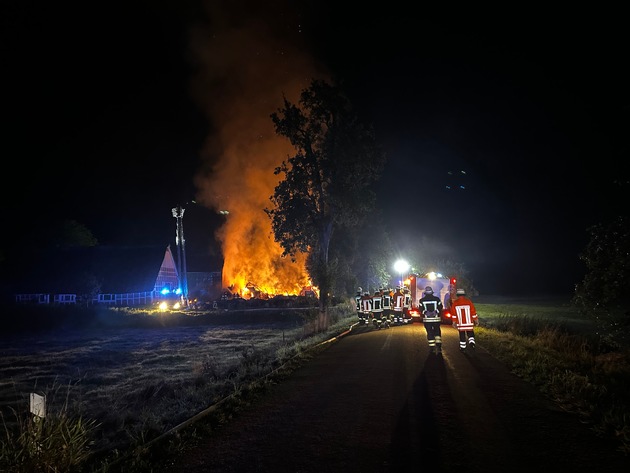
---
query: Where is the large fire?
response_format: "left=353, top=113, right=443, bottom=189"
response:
left=209, top=137, right=313, bottom=297
left=190, top=3, right=327, bottom=297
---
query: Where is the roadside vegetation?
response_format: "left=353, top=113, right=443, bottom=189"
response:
left=476, top=301, right=630, bottom=455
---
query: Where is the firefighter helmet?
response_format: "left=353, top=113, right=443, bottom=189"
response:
left=424, top=286, right=433, bottom=294
left=357, top=287, right=362, bottom=293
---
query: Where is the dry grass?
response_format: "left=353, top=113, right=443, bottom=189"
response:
left=0, top=303, right=356, bottom=472
left=2, top=298, right=629, bottom=471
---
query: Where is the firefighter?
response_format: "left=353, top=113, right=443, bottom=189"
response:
left=450, top=288, right=479, bottom=352
left=381, top=288, right=392, bottom=326
left=392, top=286, right=405, bottom=325
left=361, top=291, right=373, bottom=325
left=371, top=289, right=384, bottom=329
left=444, top=281, right=456, bottom=313
left=418, top=286, right=444, bottom=354
left=403, top=287, right=412, bottom=324
left=355, top=287, right=363, bottom=323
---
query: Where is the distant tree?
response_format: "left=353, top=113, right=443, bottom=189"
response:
left=14, top=218, right=98, bottom=252
left=351, top=216, right=394, bottom=293
left=49, top=219, right=99, bottom=248
left=1, top=219, right=98, bottom=287
left=573, top=216, right=630, bottom=349
left=403, top=239, right=478, bottom=296
left=431, top=259, right=477, bottom=296
left=266, top=80, right=386, bottom=327
left=325, top=224, right=361, bottom=296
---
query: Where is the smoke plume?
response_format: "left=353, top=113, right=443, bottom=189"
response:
left=190, top=1, right=328, bottom=295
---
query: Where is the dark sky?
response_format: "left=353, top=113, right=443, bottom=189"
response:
left=3, top=1, right=628, bottom=296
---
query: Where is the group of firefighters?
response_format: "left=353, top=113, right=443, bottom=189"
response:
left=354, top=283, right=479, bottom=354
left=354, top=286, right=412, bottom=329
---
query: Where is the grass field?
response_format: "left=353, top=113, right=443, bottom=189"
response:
left=0, top=302, right=356, bottom=471
left=474, top=296, right=630, bottom=458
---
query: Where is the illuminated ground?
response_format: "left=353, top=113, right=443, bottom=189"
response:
left=164, top=323, right=626, bottom=473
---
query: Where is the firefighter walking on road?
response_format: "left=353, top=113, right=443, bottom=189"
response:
left=382, top=288, right=393, bottom=324
left=355, top=287, right=363, bottom=322
left=392, top=286, right=405, bottom=325
left=450, top=288, right=479, bottom=352
left=371, top=289, right=385, bottom=329
left=403, top=287, right=412, bottom=324
left=418, top=286, right=444, bottom=354
left=361, top=291, right=373, bottom=325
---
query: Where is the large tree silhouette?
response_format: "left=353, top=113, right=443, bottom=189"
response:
left=266, top=80, right=386, bottom=325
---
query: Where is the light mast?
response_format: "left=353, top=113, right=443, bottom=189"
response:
left=172, top=205, right=188, bottom=305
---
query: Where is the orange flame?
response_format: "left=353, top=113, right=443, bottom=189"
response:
left=212, top=139, right=312, bottom=296
left=191, top=3, right=328, bottom=296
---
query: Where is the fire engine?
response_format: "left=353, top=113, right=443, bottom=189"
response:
left=408, top=272, right=457, bottom=324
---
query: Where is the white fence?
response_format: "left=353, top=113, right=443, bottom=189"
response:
left=15, top=291, right=157, bottom=307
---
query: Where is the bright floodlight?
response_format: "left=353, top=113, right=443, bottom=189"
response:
left=394, top=259, right=409, bottom=274
left=394, top=259, right=410, bottom=289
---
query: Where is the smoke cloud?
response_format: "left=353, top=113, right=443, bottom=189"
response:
left=190, top=1, right=328, bottom=295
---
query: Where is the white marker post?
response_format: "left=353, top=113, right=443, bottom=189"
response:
left=30, top=392, right=46, bottom=419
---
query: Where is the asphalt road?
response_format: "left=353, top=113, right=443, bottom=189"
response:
left=165, top=322, right=627, bottom=472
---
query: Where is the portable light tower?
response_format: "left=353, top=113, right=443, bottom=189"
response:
left=172, top=205, right=189, bottom=305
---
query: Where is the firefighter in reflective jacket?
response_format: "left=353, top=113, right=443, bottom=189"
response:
left=418, top=286, right=444, bottom=354
left=371, top=289, right=384, bottom=329
left=355, top=287, right=363, bottom=322
left=382, top=288, right=393, bottom=324
left=361, top=291, right=373, bottom=325
left=403, top=287, right=412, bottom=324
left=392, top=286, right=405, bottom=325
left=450, top=288, right=479, bottom=352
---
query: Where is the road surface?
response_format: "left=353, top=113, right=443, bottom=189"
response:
left=164, top=323, right=626, bottom=472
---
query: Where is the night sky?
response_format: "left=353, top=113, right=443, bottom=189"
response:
left=3, top=1, right=628, bottom=296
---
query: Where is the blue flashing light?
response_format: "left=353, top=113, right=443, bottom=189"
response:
left=160, top=288, right=171, bottom=295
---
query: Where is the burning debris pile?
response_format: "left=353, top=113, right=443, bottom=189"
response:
left=220, top=282, right=319, bottom=301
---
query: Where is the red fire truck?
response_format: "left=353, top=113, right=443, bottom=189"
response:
left=408, top=272, right=457, bottom=324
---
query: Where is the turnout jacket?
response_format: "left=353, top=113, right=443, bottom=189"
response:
left=392, top=289, right=405, bottom=313
left=450, top=295, right=479, bottom=331
left=418, top=294, right=443, bottom=323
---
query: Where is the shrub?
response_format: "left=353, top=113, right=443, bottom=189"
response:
left=0, top=405, right=100, bottom=472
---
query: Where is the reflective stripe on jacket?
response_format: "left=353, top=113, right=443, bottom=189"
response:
left=419, top=294, right=443, bottom=323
